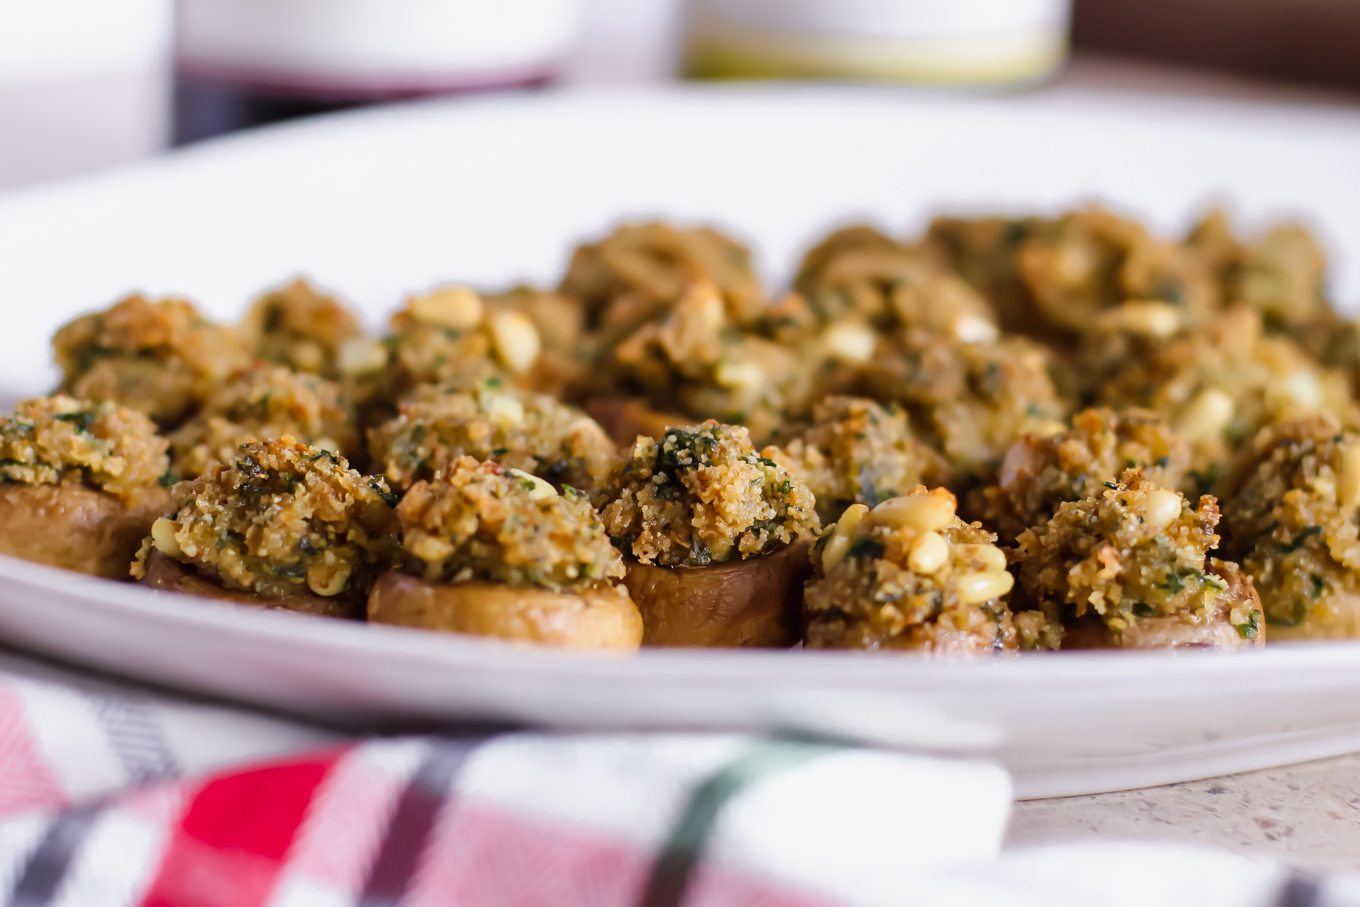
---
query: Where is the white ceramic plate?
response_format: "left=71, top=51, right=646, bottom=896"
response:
left=2, top=86, right=1360, bottom=798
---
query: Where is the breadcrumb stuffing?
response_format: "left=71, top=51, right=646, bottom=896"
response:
left=240, top=278, right=365, bottom=377
left=169, top=365, right=358, bottom=479
left=862, top=331, right=1071, bottom=483
left=591, top=281, right=811, bottom=443
left=771, top=396, right=946, bottom=524
left=0, top=394, right=169, bottom=504
left=596, top=421, right=819, bottom=567
left=369, top=379, right=615, bottom=492
left=1013, top=469, right=1260, bottom=642
left=1085, top=306, right=1358, bottom=488
left=52, top=295, right=251, bottom=425
left=560, top=222, right=764, bottom=333
left=397, top=456, right=624, bottom=591
left=133, top=436, right=400, bottom=600
left=1220, top=416, right=1360, bottom=636
left=982, top=407, right=1189, bottom=540
left=804, top=488, right=1044, bottom=652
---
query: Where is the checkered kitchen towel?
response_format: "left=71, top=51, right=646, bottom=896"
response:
left=0, top=652, right=1356, bottom=907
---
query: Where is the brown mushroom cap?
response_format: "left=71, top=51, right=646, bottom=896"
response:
left=0, top=483, right=168, bottom=581
left=622, top=540, right=811, bottom=648
left=367, top=572, right=642, bottom=650
left=139, top=549, right=362, bottom=619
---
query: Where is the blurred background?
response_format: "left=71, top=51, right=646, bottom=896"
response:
left=1, top=0, right=1358, bottom=191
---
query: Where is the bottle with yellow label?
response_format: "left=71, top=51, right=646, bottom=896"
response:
left=683, top=0, right=1071, bottom=87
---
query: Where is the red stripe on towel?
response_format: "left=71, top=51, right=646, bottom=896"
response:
left=138, top=752, right=344, bottom=907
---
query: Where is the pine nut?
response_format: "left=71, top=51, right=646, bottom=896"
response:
left=821, top=322, right=878, bottom=364
left=961, top=543, right=1008, bottom=572
left=408, top=532, right=455, bottom=562
left=1027, top=419, right=1068, bottom=439
left=1282, top=370, right=1322, bottom=410
left=951, top=314, right=999, bottom=344
left=821, top=533, right=850, bottom=573
left=151, top=517, right=182, bottom=558
left=955, top=570, right=1014, bottom=605
left=1143, top=488, right=1183, bottom=530
left=1177, top=388, right=1234, bottom=441
left=337, top=337, right=388, bottom=375
left=509, top=467, right=557, bottom=499
left=410, top=286, right=484, bottom=330
left=307, top=564, right=352, bottom=597
left=1338, top=443, right=1360, bottom=508
left=485, top=393, right=525, bottom=426
left=488, top=311, right=541, bottom=373
left=713, top=360, right=766, bottom=390
left=677, top=281, right=728, bottom=335
left=835, top=503, right=869, bottom=535
left=869, top=490, right=956, bottom=531
left=291, top=340, right=325, bottom=372
left=1100, top=300, right=1182, bottom=338
left=821, top=503, right=869, bottom=572
left=907, top=530, right=949, bottom=575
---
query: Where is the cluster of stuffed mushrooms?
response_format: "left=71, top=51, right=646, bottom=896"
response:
left=10, top=207, right=1360, bottom=654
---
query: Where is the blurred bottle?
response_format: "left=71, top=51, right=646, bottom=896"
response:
left=683, top=0, right=1071, bottom=87
left=173, top=0, right=578, bottom=144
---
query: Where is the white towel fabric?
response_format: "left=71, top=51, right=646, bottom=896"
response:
left=0, top=646, right=1353, bottom=907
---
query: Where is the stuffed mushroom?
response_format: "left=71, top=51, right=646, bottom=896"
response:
left=596, top=420, right=819, bottom=646
left=52, top=295, right=251, bottom=426
left=981, top=407, right=1190, bottom=542
left=1012, top=469, right=1263, bottom=649
left=804, top=488, right=1050, bottom=653
left=168, top=364, right=359, bottom=480
left=369, top=457, right=641, bottom=649
left=239, top=278, right=366, bottom=378
left=133, top=436, right=400, bottom=617
left=1219, top=416, right=1360, bottom=639
left=0, top=395, right=171, bottom=579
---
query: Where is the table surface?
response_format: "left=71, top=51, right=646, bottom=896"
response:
left=1009, top=754, right=1360, bottom=871
left=3, top=44, right=1359, bottom=872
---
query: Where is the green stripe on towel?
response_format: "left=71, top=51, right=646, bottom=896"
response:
left=640, top=739, right=837, bottom=907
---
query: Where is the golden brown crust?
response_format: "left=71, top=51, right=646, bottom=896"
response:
left=240, top=278, right=365, bottom=377
left=587, top=282, right=809, bottom=442
left=1219, top=416, right=1360, bottom=638
left=0, top=483, right=168, bottom=581
left=622, top=540, right=810, bottom=648
left=1013, top=470, right=1263, bottom=648
left=770, top=396, right=947, bottom=524
left=352, top=288, right=555, bottom=408
left=140, top=549, right=361, bottom=618
left=368, top=572, right=642, bottom=649
left=52, top=296, right=251, bottom=425
left=982, top=407, right=1189, bottom=541
left=396, top=457, right=624, bottom=591
left=169, top=365, right=359, bottom=479
left=1063, top=561, right=1263, bottom=650
left=803, top=489, right=1039, bottom=653
left=370, top=381, right=615, bottom=493
left=0, top=395, right=171, bottom=503
left=132, top=437, right=400, bottom=601
left=597, top=421, right=819, bottom=568
left=853, top=331, right=1071, bottom=485
left=560, top=222, right=764, bottom=333
left=791, top=225, right=1000, bottom=343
